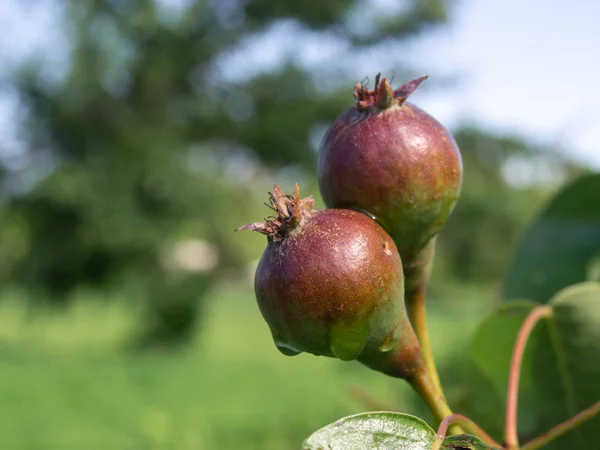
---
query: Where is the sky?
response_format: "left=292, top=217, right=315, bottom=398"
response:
left=406, top=0, right=600, bottom=169
left=1, top=0, right=599, bottom=169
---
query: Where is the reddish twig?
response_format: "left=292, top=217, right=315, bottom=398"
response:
left=436, top=413, right=502, bottom=448
left=521, top=400, right=600, bottom=450
left=504, top=305, right=552, bottom=449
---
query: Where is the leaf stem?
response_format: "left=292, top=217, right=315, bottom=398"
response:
left=436, top=413, right=502, bottom=448
left=521, top=400, right=600, bottom=450
left=504, top=305, right=552, bottom=450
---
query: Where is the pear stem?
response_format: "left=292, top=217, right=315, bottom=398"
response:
left=403, top=239, right=443, bottom=395
left=400, top=240, right=463, bottom=434
left=406, top=284, right=443, bottom=394
left=504, top=305, right=552, bottom=450
left=409, top=365, right=464, bottom=435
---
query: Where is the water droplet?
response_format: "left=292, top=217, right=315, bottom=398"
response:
left=378, top=324, right=401, bottom=352
left=272, top=330, right=302, bottom=356
left=275, top=342, right=302, bottom=356
left=352, top=207, right=377, bottom=221
left=329, top=321, right=368, bottom=361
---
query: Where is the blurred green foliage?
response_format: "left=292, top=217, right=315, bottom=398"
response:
left=0, top=2, right=592, bottom=447
left=0, top=0, right=581, bottom=344
left=502, top=174, right=600, bottom=302
left=0, top=282, right=492, bottom=449
left=437, top=128, right=581, bottom=284
left=0, top=0, right=456, bottom=343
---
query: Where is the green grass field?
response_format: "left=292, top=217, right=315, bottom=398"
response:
left=0, top=282, right=496, bottom=449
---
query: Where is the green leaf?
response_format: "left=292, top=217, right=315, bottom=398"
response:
left=470, top=282, right=600, bottom=449
left=302, top=412, right=502, bottom=450
left=442, top=434, right=502, bottom=449
left=302, top=412, right=437, bottom=450
left=502, top=173, right=600, bottom=303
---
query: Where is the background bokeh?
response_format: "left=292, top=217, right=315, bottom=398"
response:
left=0, top=1, right=596, bottom=449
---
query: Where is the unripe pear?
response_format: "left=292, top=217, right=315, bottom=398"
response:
left=318, top=75, right=462, bottom=259
left=238, top=185, right=422, bottom=378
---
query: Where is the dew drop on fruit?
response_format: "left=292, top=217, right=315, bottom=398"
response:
left=329, top=320, right=368, bottom=361
left=275, top=344, right=302, bottom=356
left=274, top=341, right=302, bottom=357
left=271, top=330, right=302, bottom=356
left=378, top=324, right=401, bottom=352
left=353, top=208, right=377, bottom=221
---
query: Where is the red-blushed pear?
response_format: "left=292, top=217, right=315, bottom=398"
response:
left=237, top=185, right=424, bottom=380
left=318, top=75, right=462, bottom=260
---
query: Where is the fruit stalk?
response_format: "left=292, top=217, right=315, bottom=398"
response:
left=403, top=239, right=470, bottom=435
left=409, top=365, right=452, bottom=423
left=355, top=301, right=462, bottom=432
left=403, top=239, right=443, bottom=393
left=408, top=363, right=464, bottom=435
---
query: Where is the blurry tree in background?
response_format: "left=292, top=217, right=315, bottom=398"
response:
left=0, top=0, right=582, bottom=345
left=0, top=0, right=455, bottom=344
left=437, top=128, right=581, bottom=286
